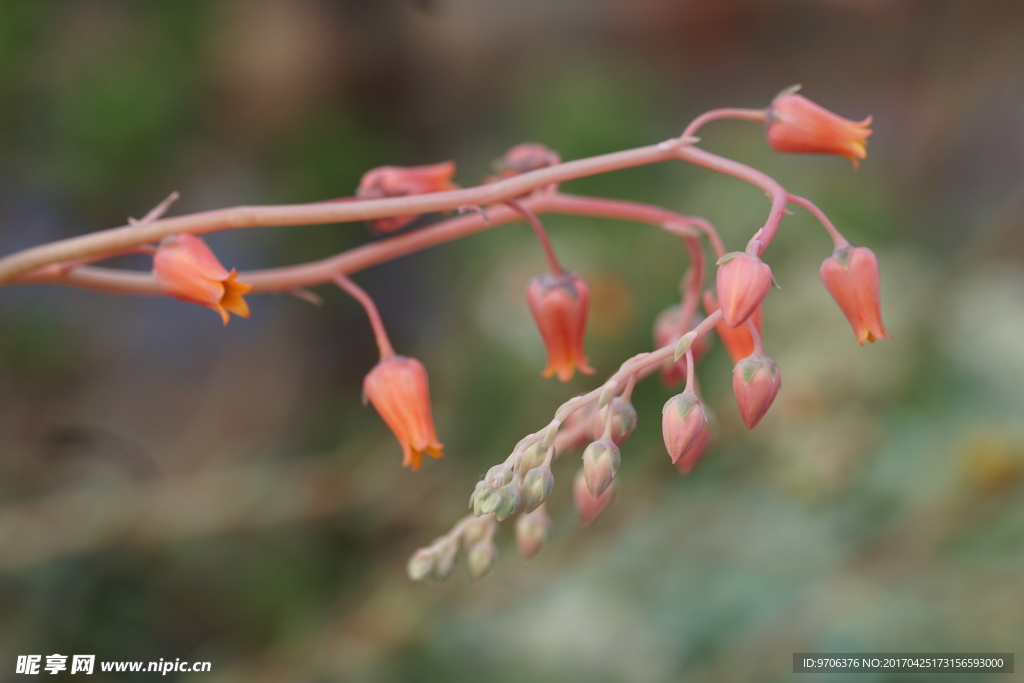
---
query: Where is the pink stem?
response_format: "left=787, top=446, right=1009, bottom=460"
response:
left=333, top=275, right=395, bottom=360
left=674, top=146, right=788, bottom=257
left=786, top=194, right=849, bottom=249
left=681, top=108, right=767, bottom=140
left=683, top=349, right=696, bottom=394
left=0, top=140, right=694, bottom=284
left=16, top=194, right=719, bottom=297
left=746, top=317, right=765, bottom=356
left=505, top=199, right=563, bottom=274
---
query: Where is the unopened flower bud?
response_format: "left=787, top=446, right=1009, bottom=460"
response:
left=494, top=482, right=522, bottom=522
left=407, top=547, right=436, bottom=582
left=732, top=354, right=782, bottom=429
left=593, top=398, right=637, bottom=445
left=516, top=508, right=553, bottom=561
left=573, top=468, right=615, bottom=526
left=468, top=480, right=489, bottom=510
left=662, top=391, right=709, bottom=463
left=485, top=463, right=514, bottom=488
left=518, top=443, right=548, bottom=473
left=716, top=252, right=773, bottom=328
left=475, top=487, right=503, bottom=516
left=522, top=465, right=555, bottom=513
left=582, top=438, right=621, bottom=497
left=431, top=537, right=458, bottom=581
left=467, top=541, right=497, bottom=582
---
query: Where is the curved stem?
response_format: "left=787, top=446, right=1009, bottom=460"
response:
left=675, top=146, right=789, bottom=257
left=746, top=317, right=765, bottom=356
left=681, top=107, right=767, bottom=140
left=333, top=275, right=395, bottom=360
left=787, top=194, right=849, bottom=249
left=505, top=199, right=562, bottom=274
left=683, top=349, right=696, bottom=394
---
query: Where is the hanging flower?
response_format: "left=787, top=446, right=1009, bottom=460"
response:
left=153, top=233, right=251, bottom=325
left=363, top=355, right=444, bottom=471
left=820, top=245, right=890, bottom=344
left=526, top=270, right=595, bottom=382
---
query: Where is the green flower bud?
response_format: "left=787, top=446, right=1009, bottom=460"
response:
left=522, top=465, right=555, bottom=513
left=467, top=541, right=497, bottom=582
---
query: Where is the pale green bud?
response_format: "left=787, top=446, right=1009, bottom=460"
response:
left=582, top=438, right=621, bottom=497
left=494, top=482, right=522, bottom=522
left=407, top=547, right=436, bottom=582
left=467, top=541, right=497, bottom=582
left=522, top=465, right=555, bottom=513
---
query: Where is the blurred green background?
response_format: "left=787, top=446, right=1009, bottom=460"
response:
left=2, top=1, right=1024, bottom=682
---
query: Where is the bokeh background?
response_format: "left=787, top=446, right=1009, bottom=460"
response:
left=2, top=1, right=1024, bottom=681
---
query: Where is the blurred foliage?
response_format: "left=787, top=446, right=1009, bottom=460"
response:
left=2, top=1, right=1024, bottom=682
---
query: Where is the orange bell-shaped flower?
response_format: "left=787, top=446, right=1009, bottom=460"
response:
left=820, top=245, right=890, bottom=345
left=767, top=89, right=873, bottom=168
left=153, top=233, right=251, bottom=325
left=526, top=270, right=595, bottom=382
left=363, top=355, right=444, bottom=471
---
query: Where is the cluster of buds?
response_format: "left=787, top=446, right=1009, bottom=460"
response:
left=406, top=89, right=888, bottom=582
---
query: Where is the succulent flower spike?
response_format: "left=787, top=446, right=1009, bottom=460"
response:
left=526, top=269, right=595, bottom=382
left=363, top=355, right=444, bottom=471
left=703, top=290, right=763, bottom=364
left=153, top=233, right=252, bottom=325
left=732, top=354, right=782, bottom=429
left=356, top=161, right=459, bottom=234
left=767, top=88, right=873, bottom=168
left=820, top=245, right=890, bottom=345
left=716, top=252, right=773, bottom=328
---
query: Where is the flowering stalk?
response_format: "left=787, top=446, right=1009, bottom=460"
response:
left=0, top=90, right=885, bottom=581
